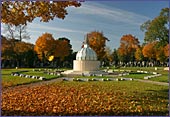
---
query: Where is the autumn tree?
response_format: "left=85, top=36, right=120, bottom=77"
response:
left=34, top=33, right=72, bottom=65
left=58, top=37, right=72, bottom=53
left=13, top=41, right=35, bottom=67
left=135, top=46, right=144, bottom=61
left=1, top=36, right=15, bottom=60
left=34, top=33, right=56, bottom=61
left=164, top=44, right=169, bottom=58
left=54, top=38, right=72, bottom=61
left=140, top=8, right=169, bottom=46
left=155, top=46, right=167, bottom=63
left=142, top=41, right=157, bottom=61
left=118, top=34, right=139, bottom=63
left=2, top=1, right=81, bottom=26
left=1, top=35, right=36, bottom=67
left=86, top=31, right=110, bottom=61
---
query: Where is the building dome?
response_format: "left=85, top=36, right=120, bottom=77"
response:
left=76, top=44, right=97, bottom=61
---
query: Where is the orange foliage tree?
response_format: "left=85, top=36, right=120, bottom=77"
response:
left=86, top=31, right=109, bottom=61
left=142, top=42, right=157, bottom=60
left=2, top=1, right=81, bottom=26
left=54, top=38, right=72, bottom=61
left=164, top=44, right=169, bottom=58
left=118, top=34, right=139, bottom=62
left=34, top=33, right=72, bottom=61
left=34, top=33, right=56, bottom=60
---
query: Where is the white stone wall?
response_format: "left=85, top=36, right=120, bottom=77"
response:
left=73, top=60, right=100, bottom=71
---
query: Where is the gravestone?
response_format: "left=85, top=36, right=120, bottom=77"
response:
left=164, top=67, right=169, bottom=71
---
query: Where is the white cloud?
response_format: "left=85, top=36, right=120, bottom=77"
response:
left=71, top=3, right=150, bottom=26
left=28, top=23, right=85, bottom=34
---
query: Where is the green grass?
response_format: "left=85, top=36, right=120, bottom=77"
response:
left=114, top=67, right=164, bottom=71
left=2, top=81, right=168, bottom=116
left=1, top=68, right=62, bottom=88
left=114, top=67, right=169, bottom=83
left=24, top=71, right=61, bottom=80
left=1, top=67, right=169, bottom=88
left=2, top=74, right=39, bottom=88
left=149, top=74, right=169, bottom=83
left=119, top=73, right=150, bottom=79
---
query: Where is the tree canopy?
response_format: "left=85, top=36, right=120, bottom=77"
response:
left=34, top=33, right=72, bottom=61
left=140, top=8, right=169, bottom=46
left=142, top=42, right=157, bottom=60
left=2, top=1, right=81, bottom=26
left=118, top=34, right=139, bottom=62
left=86, top=31, right=109, bottom=60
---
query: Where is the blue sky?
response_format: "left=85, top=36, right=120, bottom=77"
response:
left=1, top=1, right=169, bottom=52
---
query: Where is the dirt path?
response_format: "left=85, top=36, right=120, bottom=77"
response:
left=2, top=77, right=168, bottom=93
left=2, top=78, right=64, bottom=92
left=134, top=79, right=169, bottom=86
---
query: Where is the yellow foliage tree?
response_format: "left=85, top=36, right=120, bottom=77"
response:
left=34, top=33, right=56, bottom=60
left=135, top=47, right=143, bottom=61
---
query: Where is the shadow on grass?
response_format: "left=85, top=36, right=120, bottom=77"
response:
left=146, top=89, right=169, bottom=100
left=2, top=77, right=62, bottom=89
left=2, top=109, right=168, bottom=116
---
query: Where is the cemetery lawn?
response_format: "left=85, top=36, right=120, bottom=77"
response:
left=2, top=81, right=168, bottom=116
left=1, top=68, right=62, bottom=88
left=149, top=74, right=169, bottom=83
left=115, top=67, right=168, bottom=83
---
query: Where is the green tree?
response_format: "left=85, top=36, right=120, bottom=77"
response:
left=112, top=49, right=119, bottom=67
left=140, top=8, right=169, bottom=46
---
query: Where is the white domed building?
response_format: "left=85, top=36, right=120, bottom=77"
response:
left=62, top=38, right=108, bottom=75
left=73, top=43, right=100, bottom=71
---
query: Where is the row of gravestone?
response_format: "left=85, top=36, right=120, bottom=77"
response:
left=136, top=70, right=162, bottom=79
left=43, top=71, right=62, bottom=76
left=103, top=69, right=132, bottom=73
left=144, top=74, right=162, bottom=79
left=81, top=72, right=129, bottom=77
left=81, top=73, right=104, bottom=77
left=32, top=69, right=63, bottom=76
left=11, top=72, right=46, bottom=80
left=33, top=69, right=64, bottom=72
left=136, top=70, right=158, bottom=75
left=62, top=77, right=133, bottom=82
left=108, top=69, right=159, bottom=75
